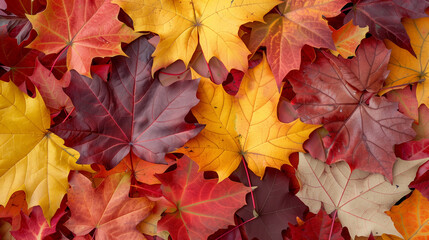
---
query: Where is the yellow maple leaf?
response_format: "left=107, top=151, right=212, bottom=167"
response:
left=112, top=0, right=281, bottom=74
left=379, top=14, right=429, bottom=107
left=386, top=190, right=429, bottom=239
left=178, top=55, right=320, bottom=181
left=0, top=81, right=92, bottom=222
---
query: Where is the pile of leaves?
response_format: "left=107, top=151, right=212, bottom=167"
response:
left=0, top=0, right=429, bottom=239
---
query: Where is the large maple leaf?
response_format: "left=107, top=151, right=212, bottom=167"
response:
left=344, top=0, right=429, bottom=57
left=386, top=190, right=429, bottom=239
left=156, top=156, right=250, bottom=240
left=65, top=173, right=154, bottom=239
left=112, top=0, right=280, bottom=74
left=0, top=80, right=92, bottom=222
left=178, top=54, right=320, bottom=181
left=247, top=0, right=346, bottom=86
left=52, top=37, right=203, bottom=169
left=288, top=37, right=415, bottom=181
left=378, top=14, right=429, bottom=107
left=296, top=153, right=427, bottom=238
left=26, top=0, right=141, bottom=77
left=235, top=166, right=307, bottom=240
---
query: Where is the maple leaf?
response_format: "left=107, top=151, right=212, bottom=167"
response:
left=0, top=0, right=45, bottom=44
left=378, top=13, right=429, bottom=107
left=52, top=37, right=203, bottom=169
left=385, top=86, right=419, bottom=122
left=234, top=166, right=307, bottom=240
left=156, top=156, right=250, bottom=240
left=289, top=209, right=344, bottom=240
left=296, top=153, right=427, bottom=238
left=112, top=0, right=280, bottom=74
left=330, top=20, right=368, bottom=58
left=94, top=153, right=175, bottom=185
left=386, top=190, right=429, bottom=239
left=288, top=37, right=415, bottom=181
left=178, top=54, right=320, bottom=181
left=0, top=191, right=28, bottom=230
left=247, top=0, right=346, bottom=86
left=344, top=0, right=429, bottom=57
left=65, top=172, right=153, bottom=239
left=0, top=25, right=40, bottom=91
left=0, top=80, right=92, bottom=222
left=26, top=0, right=141, bottom=77
left=10, top=205, right=65, bottom=240
left=28, top=58, right=73, bottom=115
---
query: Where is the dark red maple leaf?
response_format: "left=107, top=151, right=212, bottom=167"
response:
left=234, top=165, right=307, bottom=240
left=52, top=37, right=203, bottom=169
left=289, top=209, right=344, bottom=240
left=288, top=37, right=415, bottom=181
left=0, top=0, right=45, bottom=44
left=344, top=0, right=429, bottom=56
left=0, top=25, right=39, bottom=92
left=156, top=156, right=250, bottom=240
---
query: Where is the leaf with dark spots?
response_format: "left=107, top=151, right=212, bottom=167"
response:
left=52, top=37, right=203, bottom=169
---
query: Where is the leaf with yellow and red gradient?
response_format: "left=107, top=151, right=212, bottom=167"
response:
left=26, top=0, right=141, bottom=77
left=0, top=191, right=28, bottom=230
left=10, top=205, right=65, bottom=240
left=156, top=156, right=250, bottom=240
left=247, top=0, right=346, bottom=86
left=94, top=153, right=175, bottom=185
left=65, top=173, right=154, bottom=240
left=330, top=20, right=368, bottom=58
left=288, top=37, right=415, bottom=181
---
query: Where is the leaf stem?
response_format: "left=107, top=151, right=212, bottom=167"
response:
left=49, top=45, right=70, bottom=76
left=242, top=157, right=256, bottom=209
left=214, top=216, right=256, bottom=240
left=379, top=78, right=425, bottom=92
left=61, top=107, right=75, bottom=124
left=328, top=209, right=338, bottom=240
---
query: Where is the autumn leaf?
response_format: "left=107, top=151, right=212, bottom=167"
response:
left=0, top=25, right=40, bottom=91
left=330, top=20, right=368, bottom=58
left=52, top=37, right=203, bottom=169
left=0, top=191, right=28, bottom=230
left=379, top=13, right=429, bottom=107
left=28, top=58, right=73, bottom=115
left=0, top=80, right=92, bottom=222
left=289, top=209, right=344, bottom=240
left=179, top=54, right=320, bottom=181
left=156, top=156, right=250, bottom=240
left=94, top=153, right=175, bottom=185
left=288, top=37, right=415, bottom=181
left=112, top=0, right=280, bottom=74
left=247, top=0, right=346, bottom=86
left=344, top=0, right=429, bottom=57
left=26, top=0, right=141, bottom=77
left=386, top=86, right=419, bottom=122
left=296, top=153, right=428, bottom=238
left=386, top=190, right=429, bottom=239
left=65, top=173, right=154, bottom=240
left=235, top=166, right=307, bottom=240
left=137, top=196, right=170, bottom=240
left=10, top=205, right=65, bottom=240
